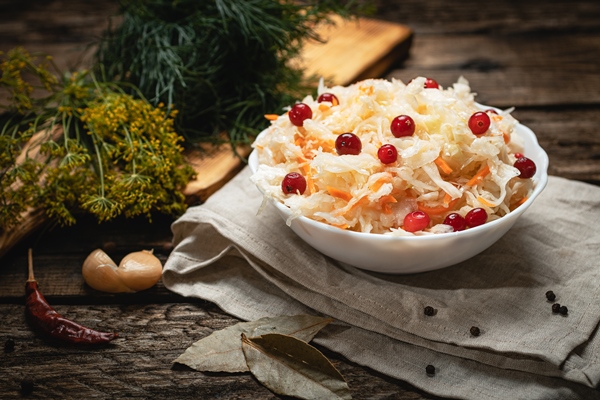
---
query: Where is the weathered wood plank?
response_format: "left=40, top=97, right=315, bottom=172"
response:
left=0, top=0, right=119, bottom=72
left=299, top=15, right=413, bottom=86
left=1, top=2, right=600, bottom=399
left=376, top=0, right=600, bottom=35
left=0, top=213, right=177, bottom=300
left=0, top=303, right=440, bottom=399
left=512, top=108, right=600, bottom=185
left=387, top=34, right=600, bottom=107
left=3, top=0, right=600, bottom=41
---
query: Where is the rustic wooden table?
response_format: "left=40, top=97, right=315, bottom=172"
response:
left=1, top=1, right=599, bottom=398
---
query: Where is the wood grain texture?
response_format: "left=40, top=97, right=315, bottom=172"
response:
left=181, top=144, right=251, bottom=204
left=387, top=34, right=600, bottom=107
left=512, top=108, right=600, bottom=184
left=2, top=0, right=600, bottom=399
left=299, top=15, right=413, bottom=86
left=0, top=0, right=119, bottom=72
left=375, top=0, right=600, bottom=34
left=0, top=302, right=439, bottom=399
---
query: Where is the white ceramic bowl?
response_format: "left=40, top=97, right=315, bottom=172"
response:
left=249, top=114, right=549, bottom=274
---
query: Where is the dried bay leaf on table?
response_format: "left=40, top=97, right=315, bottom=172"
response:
left=241, top=333, right=352, bottom=400
left=174, top=314, right=333, bottom=373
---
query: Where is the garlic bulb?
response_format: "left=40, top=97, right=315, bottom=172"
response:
left=82, top=249, right=162, bottom=293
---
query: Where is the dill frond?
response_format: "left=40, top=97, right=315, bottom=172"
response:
left=0, top=48, right=195, bottom=230
left=94, top=0, right=372, bottom=146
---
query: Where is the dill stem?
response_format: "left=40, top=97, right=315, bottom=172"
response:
left=9, top=123, right=19, bottom=139
left=91, top=135, right=106, bottom=198
left=74, top=118, right=81, bottom=142
left=123, top=125, right=137, bottom=174
left=61, top=112, right=71, bottom=152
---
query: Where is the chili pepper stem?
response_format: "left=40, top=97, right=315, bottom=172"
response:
left=27, top=248, right=36, bottom=282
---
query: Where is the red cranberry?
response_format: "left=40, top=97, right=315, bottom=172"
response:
left=289, top=103, right=312, bottom=127
left=377, top=144, right=398, bottom=164
left=514, top=156, right=536, bottom=179
left=424, top=78, right=439, bottom=89
left=317, top=93, right=339, bottom=106
left=404, top=211, right=430, bottom=232
left=513, top=152, right=524, bottom=159
left=443, top=213, right=466, bottom=232
left=390, top=115, right=415, bottom=138
left=468, top=112, right=491, bottom=135
left=335, top=133, right=362, bottom=155
left=465, top=208, right=487, bottom=227
left=281, top=172, right=307, bottom=195
left=486, top=109, right=498, bottom=114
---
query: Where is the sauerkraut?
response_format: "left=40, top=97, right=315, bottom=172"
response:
left=250, top=77, right=535, bottom=235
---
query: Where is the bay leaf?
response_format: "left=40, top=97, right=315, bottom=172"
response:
left=174, top=314, right=333, bottom=373
left=241, top=333, right=352, bottom=400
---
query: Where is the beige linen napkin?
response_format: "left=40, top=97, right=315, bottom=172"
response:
left=163, top=167, right=600, bottom=400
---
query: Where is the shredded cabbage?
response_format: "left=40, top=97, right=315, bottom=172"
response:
left=251, top=77, right=534, bottom=235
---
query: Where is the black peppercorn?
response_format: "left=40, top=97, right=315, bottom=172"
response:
left=4, top=338, right=15, bottom=353
left=545, top=290, right=556, bottom=302
left=20, top=379, right=34, bottom=395
left=424, top=306, right=435, bottom=316
left=559, top=306, right=568, bottom=315
left=470, top=326, right=480, bottom=337
left=425, top=364, right=435, bottom=375
left=552, top=303, right=561, bottom=313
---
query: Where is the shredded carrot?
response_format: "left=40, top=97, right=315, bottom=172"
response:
left=327, top=186, right=353, bottom=202
left=340, top=196, right=369, bottom=216
left=466, top=165, right=490, bottom=187
left=417, top=198, right=460, bottom=215
left=296, top=155, right=308, bottom=165
left=355, top=195, right=370, bottom=208
left=443, top=192, right=453, bottom=206
left=264, top=114, right=279, bottom=121
left=331, top=223, right=349, bottom=230
left=379, top=194, right=397, bottom=204
left=295, top=136, right=314, bottom=160
left=502, top=132, right=510, bottom=144
left=477, top=196, right=496, bottom=208
left=299, top=164, right=316, bottom=194
left=434, top=156, right=453, bottom=175
left=511, top=196, right=529, bottom=210
left=379, top=195, right=397, bottom=214
left=359, top=85, right=374, bottom=95
left=318, top=104, right=330, bottom=112
left=306, top=172, right=316, bottom=195
left=406, top=188, right=419, bottom=199
left=369, top=175, right=392, bottom=193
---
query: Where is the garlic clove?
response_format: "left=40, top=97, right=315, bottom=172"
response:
left=116, top=249, right=163, bottom=292
left=82, top=249, right=135, bottom=293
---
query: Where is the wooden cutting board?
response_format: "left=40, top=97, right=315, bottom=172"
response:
left=183, top=17, right=412, bottom=203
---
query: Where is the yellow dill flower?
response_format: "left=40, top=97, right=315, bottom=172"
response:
left=1, top=48, right=194, bottom=229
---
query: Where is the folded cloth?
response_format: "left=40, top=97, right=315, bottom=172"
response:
left=163, top=167, right=600, bottom=400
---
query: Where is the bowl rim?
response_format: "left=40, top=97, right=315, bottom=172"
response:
left=248, top=105, right=549, bottom=242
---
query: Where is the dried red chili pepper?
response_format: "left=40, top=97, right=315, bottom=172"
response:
left=25, top=249, right=118, bottom=345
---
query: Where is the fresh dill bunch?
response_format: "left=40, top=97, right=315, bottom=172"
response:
left=0, top=48, right=194, bottom=230
left=94, top=0, right=372, bottom=147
